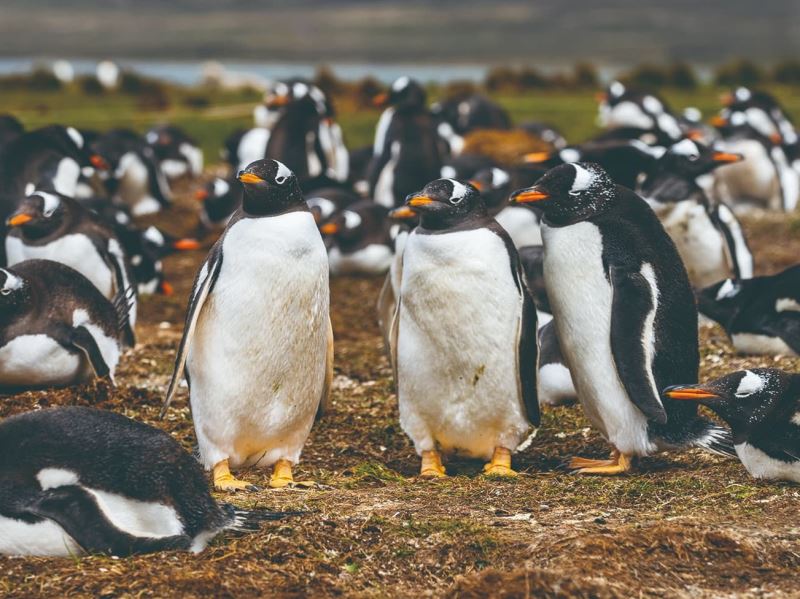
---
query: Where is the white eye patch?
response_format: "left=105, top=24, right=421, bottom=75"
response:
left=0, top=268, right=23, bottom=292
left=643, top=95, right=662, bottom=114
left=670, top=138, right=700, bottom=159
left=274, top=160, right=293, bottom=183
left=716, top=279, right=739, bottom=300
left=35, top=191, right=61, bottom=216
left=343, top=211, right=362, bottom=229
left=569, top=164, right=595, bottom=193
left=292, top=82, right=309, bottom=98
left=213, top=178, right=230, bottom=196
left=144, top=226, right=165, bottom=246
left=559, top=148, right=581, bottom=163
left=306, top=197, right=336, bottom=220
left=66, top=126, right=84, bottom=149
left=736, top=370, right=765, bottom=396
left=448, top=179, right=468, bottom=203
left=491, top=168, right=510, bottom=187
left=392, top=76, right=410, bottom=92
left=609, top=81, right=625, bottom=98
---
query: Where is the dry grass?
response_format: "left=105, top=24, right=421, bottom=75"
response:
left=1, top=189, right=799, bottom=598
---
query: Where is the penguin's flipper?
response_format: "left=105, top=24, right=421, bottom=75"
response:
left=69, top=326, right=111, bottom=379
left=161, top=245, right=223, bottom=418
left=609, top=265, right=668, bottom=424
left=711, top=202, right=754, bottom=280
left=376, top=271, right=396, bottom=358
left=516, top=278, right=540, bottom=426
left=762, top=315, right=800, bottom=355
left=316, top=316, right=335, bottom=421
left=26, top=485, right=191, bottom=556
left=388, top=252, right=405, bottom=387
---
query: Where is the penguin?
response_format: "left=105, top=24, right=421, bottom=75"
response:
left=145, top=124, right=204, bottom=180
left=637, top=138, right=754, bottom=288
left=0, top=406, right=295, bottom=556
left=304, top=186, right=359, bottom=229
left=0, top=260, right=132, bottom=390
left=596, top=82, right=683, bottom=142
left=517, top=245, right=550, bottom=315
left=469, top=167, right=513, bottom=213
left=440, top=153, right=498, bottom=182
left=195, top=176, right=243, bottom=232
left=162, top=159, right=333, bottom=491
left=430, top=93, right=511, bottom=135
left=392, top=179, right=539, bottom=477
left=697, top=266, right=800, bottom=356
left=0, top=114, right=24, bottom=149
left=5, top=190, right=138, bottom=333
left=510, top=162, right=734, bottom=474
left=320, top=200, right=393, bottom=276
left=664, top=369, right=800, bottom=483
left=518, top=121, right=567, bottom=150
left=368, top=77, right=445, bottom=208
left=537, top=320, right=577, bottom=407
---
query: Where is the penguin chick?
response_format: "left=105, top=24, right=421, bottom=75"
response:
left=510, top=162, right=733, bottom=475
left=394, top=178, right=539, bottom=478
left=664, top=369, right=799, bottom=483
left=163, top=159, right=333, bottom=492
left=0, top=406, right=297, bottom=556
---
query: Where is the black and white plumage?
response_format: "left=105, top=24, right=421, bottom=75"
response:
left=145, top=124, right=204, bottom=181
left=664, top=369, right=800, bottom=483
left=510, top=162, right=733, bottom=474
left=638, top=138, right=753, bottom=288
left=537, top=320, right=577, bottom=407
left=0, top=260, right=132, bottom=390
left=698, top=266, right=800, bottom=356
left=596, top=81, right=683, bottom=143
left=391, top=178, right=538, bottom=477
left=195, top=176, right=243, bottom=232
left=0, top=406, right=294, bottom=556
left=430, top=93, right=511, bottom=135
left=5, top=191, right=137, bottom=334
left=320, top=200, right=393, bottom=276
left=163, top=159, right=333, bottom=491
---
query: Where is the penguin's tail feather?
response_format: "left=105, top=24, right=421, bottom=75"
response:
left=692, top=423, right=737, bottom=458
left=221, top=504, right=305, bottom=534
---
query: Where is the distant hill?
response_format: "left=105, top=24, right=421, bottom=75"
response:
left=2, top=0, right=798, bottom=65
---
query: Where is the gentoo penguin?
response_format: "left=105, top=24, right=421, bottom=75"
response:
left=195, top=176, right=243, bottom=232
left=664, top=369, right=800, bottom=483
left=510, top=163, right=733, bottom=474
left=145, top=124, right=204, bottom=180
left=5, top=191, right=137, bottom=333
left=430, top=93, right=511, bottom=135
left=368, top=77, right=445, bottom=208
left=470, top=167, right=513, bottom=213
left=0, top=406, right=294, bottom=556
left=537, top=320, right=577, bottom=407
left=320, top=200, right=392, bottom=276
left=162, top=159, right=333, bottom=491
left=0, top=260, right=132, bottom=390
left=638, top=138, right=753, bottom=288
left=393, top=179, right=539, bottom=477
left=519, top=121, right=568, bottom=150
left=440, top=153, right=498, bottom=181
left=697, top=266, right=800, bottom=356
left=305, top=186, right=359, bottom=228
left=596, top=82, right=683, bottom=142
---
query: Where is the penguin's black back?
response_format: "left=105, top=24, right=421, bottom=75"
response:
left=0, top=406, right=226, bottom=535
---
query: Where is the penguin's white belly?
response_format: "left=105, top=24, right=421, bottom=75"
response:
left=237, top=128, right=270, bottom=171
left=731, top=333, right=797, bottom=357
left=6, top=234, right=113, bottom=298
left=396, top=228, right=529, bottom=460
left=542, top=221, right=655, bottom=456
left=328, top=244, right=393, bottom=275
left=657, top=200, right=729, bottom=288
left=537, top=362, right=576, bottom=407
left=0, top=335, right=86, bottom=387
left=494, top=206, right=542, bottom=248
left=188, top=213, right=329, bottom=470
left=735, top=443, right=800, bottom=483
left=0, top=516, right=80, bottom=557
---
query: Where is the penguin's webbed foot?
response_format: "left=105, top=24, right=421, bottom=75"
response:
left=270, top=459, right=295, bottom=488
left=569, top=450, right=632, bottom=475
left=419, top=450, right=447, bottom=478
left=213, top=459, right=260, bottom=492
left=483, top=446, right=517, bottom=477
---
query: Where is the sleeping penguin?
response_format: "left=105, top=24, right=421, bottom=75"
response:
left=320, top=200, right=393, bottom=276
left=664, top=369, right=799, bottom=483
left=638, top=138, right=753, bottom=288
left=392, top=179, right=538, bottom=477
left=698, top=266, right=800, bottom=356
left=510, top=163, right=733, bottom=475
left=0, top=406, right=295, bottom=556
left=5, top=191, right=137, bottom=332
left=162, top=159, right=333, bottom=491
left=0, top=260, right=132, bottom=390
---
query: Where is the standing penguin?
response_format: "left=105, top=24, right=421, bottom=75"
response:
left=392, top=179, right=538, bottom=478
left=162, top=159, right=333, bottom=491
left=664, top=369, right=800, bottom=483
left=510, top=163, right=733, bottom=474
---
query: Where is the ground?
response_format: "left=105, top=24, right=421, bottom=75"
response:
left=1, top=183, right=799, bottom=598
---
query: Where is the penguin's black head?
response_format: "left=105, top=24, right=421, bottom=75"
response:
left=374, top=77, right=426, bottom=112
left=405, top=179, right=485, bottom=230
left=696, top=278, right=747, bottom=325
left=319, top=201, right=388, bottom=248
left=0, top=267, right=30, bottom=316
left=638, top=139, right=742, bottom=204
left=6, top=191, right=70, bottom=239
left=469, top=167, right=512, bottom=210
left=663, top=369, right=796, bottom=433
left=237, top=159, right=305, bottom=216
left=509, top=162, right=616, bottom=226
left=196, top=177, right=241, bottom=228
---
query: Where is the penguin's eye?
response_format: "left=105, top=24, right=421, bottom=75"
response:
left=43, top=208, right=55, bottom=218
left=275, top=176, right=287, bottom=185
left=688, top=154, right=699, bottom=161
left=1, top=289, right=10, bottom=296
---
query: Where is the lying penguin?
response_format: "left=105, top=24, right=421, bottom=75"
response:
left=698, top=266, right=800, bottom=356
left=0, top=260, right=132, bottom=390
left=664, top=369, right=799, bottom=483
left=393, top=179, right=538, bottom=477
left=638, top=138, right=753, bottom=288
left=0, top=406, right=295, bottom=556
left=320, top=200, right=393, bottom=276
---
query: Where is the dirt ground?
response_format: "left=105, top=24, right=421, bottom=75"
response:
left=1, top=190, right=799, bottom=599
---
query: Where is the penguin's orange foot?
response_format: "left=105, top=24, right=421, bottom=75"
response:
left=483, top=446, right=517, bottom=477
left=419, top=450, right=446, bottom=478
left=568, top=456, right=616, bottom=470
left=571, top=451, right=632, bottom=476
left=270, top=459, right=295, bottom=488
left=213, top=459, right=259, bottom=492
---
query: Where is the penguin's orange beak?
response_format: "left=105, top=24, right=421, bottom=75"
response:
left=6, top=213, right=33, bottom=227
left=407, top=195, right=434, bottom=207
left=238, top=172, right=263, bottom=184
left=266, top=95, right=290, bottom=108
left=372, top=92, right=389, bottom=107
left=467, top=180, right=483, bottom=191
left=720, top=92, right=734, bottom=105
left=159, top=280, right=174, bottom=296
left=710, top=115, right=728, bottom=127
left=523, top=152, right=553, bottom=164
left=686, top=130, right=704, bottom=141
left=595, top=92, right=607, bottom=102
left=194, top=188, right=209, bottom=201
left=769, top=132, right=783, bottom=144
left=173, top=238, right=201, bottom=251
left=320, top=222, right=339, bottom=235
left=663, top=386, right=720, bottom=401
left=389, top=206, right=417, bottom=220
left=510, top=188, right=549, bottom=204
left=712, top=151, right=743, bottom=163
left=90, top=154, right=109, bottom=170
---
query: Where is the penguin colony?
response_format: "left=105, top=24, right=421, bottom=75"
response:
left=1, top=77, right=799, bottom=558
